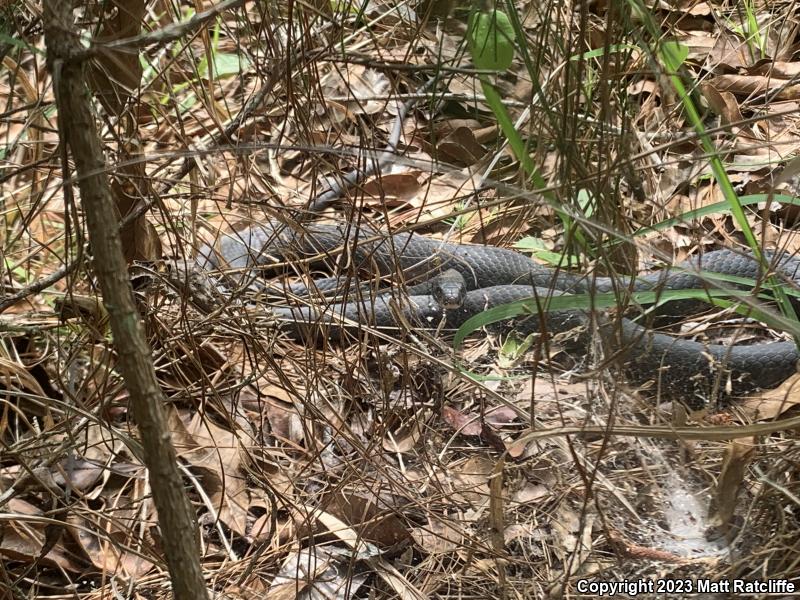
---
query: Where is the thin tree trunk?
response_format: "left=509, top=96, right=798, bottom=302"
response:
left=42, top=2, right=208, bottom=598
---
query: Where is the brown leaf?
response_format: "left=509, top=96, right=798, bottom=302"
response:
left=551, top=505, right=594, bottom=575
left=708, top=437, right=756, bottom=531
left=441, top=405, right=482, bottom=436
left=186, top=413, right=250, bottom=536
left=87, top=0, right=146, bottom=115
left=397, top=169, right=481, bottom=220
left=361, top=171, right=424, bottom=207
left=265, top=398, right=304, bottom=445
left=737, top=374, right=800, bottom=420
left=68, top=491, right=156, bottom=578
left=436, top=126, right=486, bottom=166
left=0, top=499, right=85, bottom=572
left=451, top=456, right=493, bottom=504
left=699, top=83, right=743, bottom=127
left=268, top=546, right=366, bottom=599
left=323, top=492, right=412, bottom=548
left=411, top=517, right=463, bottom=554
left=251, top=513, right=296, bottom=545
left=512, top=482, right=550, bottom=504
left=679, top=31, right=750, bottom=70
left=485, top=405, right=519, bottom=425
left=167, top=406, right=252, bottom=536
left=481, top=423, right=507, bottom=453
left=713, top=74, right=800, bottom=100
left=51, top=457, right=105, bottom=493
left=382, top=418, right=422, bottom=453
left=750, top=61, right=800, bottom=79
left=627, top=79, right=658, bottom=96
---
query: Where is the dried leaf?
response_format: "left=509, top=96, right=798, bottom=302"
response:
left=737, top=374, right=800, bottom=420
left=382, top=418, right=422, bottom=453
left=700, top=83, right=743, bottom=127
left=268, top=545, right=368, bottom=600
left=324, top=492, right=411, bottom=548
left=87, top=0, right=145, bottom=115
left=411, top=517, right=464, bottom=555
left=0, top=499, right=85, bottom=572
left=551, top=505, right=594, bottom=575
left=441, top=405, right=482, bottom=436
left=436, top=126, right=486, bottom=166
left=713, top=74, right=800, bottom=100
left=512, top=482, right=549, bottom=504
left=451, top=456, right=493, bottom=504
left=708, top=437, right=756, bottom=531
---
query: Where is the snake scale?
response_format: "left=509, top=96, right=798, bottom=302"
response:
left=196, top=222, right=800, bottom=404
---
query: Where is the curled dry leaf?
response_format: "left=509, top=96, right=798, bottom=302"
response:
left=551, top=505, right=594, bottom=576
left=713, top=74, right=800, bottom=100
left=382, top=417, right=422, bottom=454
left=323, top=492, right=412, bottom=548
left=699, top=83, right=744, bottom=128
left=411, top=517, right=464, bottom=555
left=485, top=405, right=519, bottom=425
left=68, top=483, right=156, bottom=579
left=167, top=406, right=252, bottom=536
left=0, top=498, right=86, bottom=573
left=441, top=405, right=482, bottom=437
left=265, top=397, right=305, bottom=446
left=512, top=482, right=549, bottom=504
left=268, top=544, right=369, bottom=600
left=450, top=455, right=494, bottom=505
left=361, top=171, right=426, bottom=209
left=400, top=169, right=482, bottom=220
left=708, top=437, right=757, bottom=534
left=318, top=65, right=390, bottom=122
left=679, top=31, right=751, bottom=70
left=737, top=373, right=800, bottom=420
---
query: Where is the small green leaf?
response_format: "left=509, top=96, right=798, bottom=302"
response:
left=569, top=44, right=638, bottom=61
left=576, top=189, right=595, bottom=218
left=0, top=33, right=44, bottom=54
left=513, top=237, right=580, bottom=267
left=211, top=53, right=249, bottom=78
left=659, top=40, right=689, bottom=72
left=498, top=333, right=536, bottom=368
left=467, top=10, right=516, bottom=71
left=513, top=236, right=549, bottom=252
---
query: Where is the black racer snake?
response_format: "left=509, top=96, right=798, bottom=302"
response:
left=195, top=222, right=800, bottom=405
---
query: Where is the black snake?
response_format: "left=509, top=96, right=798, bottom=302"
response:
left=196, top=222, right=800, bottom=404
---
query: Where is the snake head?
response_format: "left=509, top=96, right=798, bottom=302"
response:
left=431, top=268, right=467, bottom=309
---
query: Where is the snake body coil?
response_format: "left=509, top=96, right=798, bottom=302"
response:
left=197, top=223, right=800, bottom=403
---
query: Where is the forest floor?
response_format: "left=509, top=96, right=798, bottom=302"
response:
left=2, top=0, right=800, bottom=597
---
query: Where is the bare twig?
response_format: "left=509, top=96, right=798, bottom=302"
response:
left=75, top=0, right=247, bottom=58
left=0, top=261, right=78, bottom=314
